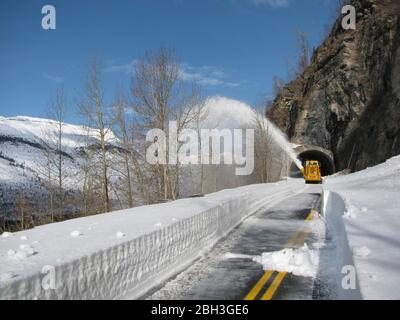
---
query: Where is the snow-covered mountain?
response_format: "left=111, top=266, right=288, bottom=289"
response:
left=0, top=116, right=121, bottom=220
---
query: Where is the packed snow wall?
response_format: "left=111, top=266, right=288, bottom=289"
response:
left=317, top=190, right=362, bottom=299
left=0, top=180, right=303, bottom=300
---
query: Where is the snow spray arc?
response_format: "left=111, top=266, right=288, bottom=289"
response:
left=146, top=121, right=255, bottom=176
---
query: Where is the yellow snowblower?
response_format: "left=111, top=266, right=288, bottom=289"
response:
left=301, top=160, right=322, bottom=184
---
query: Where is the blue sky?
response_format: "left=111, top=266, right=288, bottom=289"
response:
left=0, top=0, right=336, bottom=124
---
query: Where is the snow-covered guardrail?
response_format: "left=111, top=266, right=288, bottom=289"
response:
left=319, top=190, right=362, bottom=299
left=0, top=180, right=303, bottom=300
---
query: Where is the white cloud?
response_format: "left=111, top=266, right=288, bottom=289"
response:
left=179, top=64, right=239, bottom=88
left=103, top=60, right=240, bottom=88
left=250, top=0, right=291, bottom=8
left=43, top=73, right=64, bottom=83
left=103, top=60, right=138, bottom=74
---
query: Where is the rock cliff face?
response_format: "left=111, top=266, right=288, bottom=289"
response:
left=267, top=0, right=400, bottom=172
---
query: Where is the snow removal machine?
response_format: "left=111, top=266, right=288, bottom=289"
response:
left=301, top=160, right=323, bottom=184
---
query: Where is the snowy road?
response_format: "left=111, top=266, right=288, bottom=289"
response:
left=146, top=187, right=329, bottom=300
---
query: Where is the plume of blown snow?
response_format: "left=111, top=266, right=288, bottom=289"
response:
left=262, top=118, right=303, bottom=170
left=201, top=96, right=303, bottom=170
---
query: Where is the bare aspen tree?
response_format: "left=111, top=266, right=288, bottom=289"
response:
left=194, top=98, right=208, bottom=194
left=253, top=112, right=275, bottom=183
left=79, top=126, right=95, bottom=215
left=131, top=47, right=203, bottom=201
left=37, top=129, right=55, bottom=222
left=0, top=211, right=5, bottom=233
left=295, top=29, right=311, bottom=74
left=272, top=76, right=285, bottom=96
left=35, top=89, right=66, bottom=223
left=128, top=121, right=151, bottom=204
left=132, top=48, right=178, bottom=200
left=78, top=59, right=111, bottom=213
left=173, top=83, right=203, bottom=199
left=112, top=89, right=134, bottom=208
left=15, top=190, right=29, bottom=230
left=47, top=88, right=67, bottom=215
left=45, top=145, right=55, bottom=221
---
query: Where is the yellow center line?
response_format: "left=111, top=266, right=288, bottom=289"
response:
left=261, top=271, right=287, bottom=300
left=243, top=209, right=317, bottom=300
left=244, top=270, right=275, bottom=300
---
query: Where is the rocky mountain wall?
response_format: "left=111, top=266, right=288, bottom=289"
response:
left=267, top=0, right=400, bottom=172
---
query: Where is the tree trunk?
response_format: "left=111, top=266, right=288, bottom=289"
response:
left=98, top=113, right=110, bottom=212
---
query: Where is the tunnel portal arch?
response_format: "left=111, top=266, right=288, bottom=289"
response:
left=290, top=145, right=336, bottom=178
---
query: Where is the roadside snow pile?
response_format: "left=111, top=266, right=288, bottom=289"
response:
left=7, top=244, right=36, bottom=260
left=1, top=232, right=13, bottom=238
left=0, top=272, right=15, bottom=282
left=0, top=179, right=303, bottom=300
left=70, top=230, right=82, bottom=237
left=116, top=231, right=125, bottom=238
left=352, top=246, right=371, bottom=258
left=325, top=155, right=400, bottom=299
left=223, top=214, right=326, bottom=278
left=253, top=244, right=319, bottom=277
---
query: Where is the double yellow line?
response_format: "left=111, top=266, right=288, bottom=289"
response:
left=244, top=210, right=316, bottom=301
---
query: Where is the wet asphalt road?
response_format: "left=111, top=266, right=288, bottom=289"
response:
left=147, top=187, right=326, bottom=300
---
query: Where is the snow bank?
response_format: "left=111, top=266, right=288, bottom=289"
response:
left=0, top=180, right=303, bottom=300
left=325, top=155, right=400, bottom=299
left=319, top=190, right=361, bottom=299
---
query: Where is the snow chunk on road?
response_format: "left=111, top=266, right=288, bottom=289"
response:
left=353, top=246, right=371, bottom=258
left=253, top=244, right=319, bottom=278
left=19, top=244, right=35, bottom=255
left=0, top=272, right=15, bottom=282
left=344, top=204, right=360, bottom=219
left=223, top=253, right=253, bottom=260
left=344, top=203, right=368, bottom=220
left=7, top=249, right=16, bottom=257
left=224, top=244, right=320, bottom=278
left=1, top=232, right=14, bottom=238
left=70, top=230, right=82, bottom=237
left=7, top=245, right=36, bottom=260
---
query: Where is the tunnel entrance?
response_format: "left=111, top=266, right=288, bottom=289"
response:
left=290, top=149, right=335, bottom=178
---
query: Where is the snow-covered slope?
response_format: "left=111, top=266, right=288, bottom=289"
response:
left=0, top=116, right=119, bottom=216
left=325, top=155, right=400, bottom=299
left=0, top=116, right=116, bottom=148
